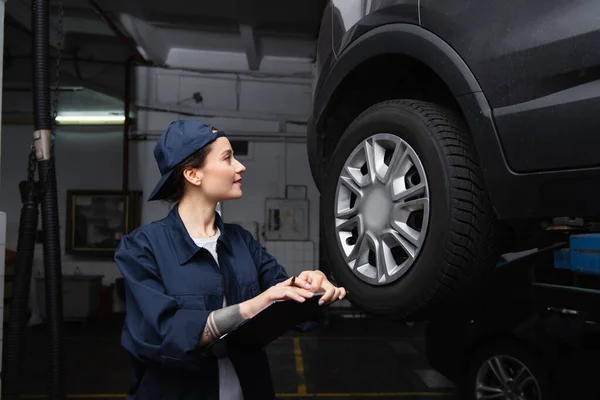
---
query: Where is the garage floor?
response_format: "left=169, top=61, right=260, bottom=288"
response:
left=14, top=314, right=458, bottom=400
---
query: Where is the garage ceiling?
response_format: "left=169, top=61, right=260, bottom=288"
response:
left=4, top=0, right=326, bottom=103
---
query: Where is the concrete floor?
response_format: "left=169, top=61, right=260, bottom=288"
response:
left=12, top=314, right=458, bottom=399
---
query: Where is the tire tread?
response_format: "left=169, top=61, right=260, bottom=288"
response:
left=348, top=99, right=501, bottom=318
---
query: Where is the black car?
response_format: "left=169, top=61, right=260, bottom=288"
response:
left=308, top=0, right=600, bottom=318
left=425, top=254, right=600, bottom=400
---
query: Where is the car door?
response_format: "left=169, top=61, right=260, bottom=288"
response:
left=420, top=0, right=600, bottom=173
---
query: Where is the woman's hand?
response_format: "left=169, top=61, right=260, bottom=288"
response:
left=297, top=270, right=346, bottom=306
left=242, top=282, right=316, bottom=319
left=204, top=279, right=319, bottom=346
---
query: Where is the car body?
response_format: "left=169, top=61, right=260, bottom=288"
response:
left=309, top=0, right=600, bottom=221
left=307, top=0, right=600, bottom=319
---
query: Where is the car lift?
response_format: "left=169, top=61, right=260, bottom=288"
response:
left=531, top=232, right=600, bottom=314
left=496, top=228, right=600, bottom=318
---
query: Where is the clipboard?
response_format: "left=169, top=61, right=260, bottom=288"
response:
left=203, top=292, right=326, bottom=358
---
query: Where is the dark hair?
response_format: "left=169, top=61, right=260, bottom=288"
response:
left=162, top=143, right=214, bottom=203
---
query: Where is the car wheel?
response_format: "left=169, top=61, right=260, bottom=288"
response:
left=467, top=341, right=554, bottom=400
left=320, top=100, right=501, bottom=318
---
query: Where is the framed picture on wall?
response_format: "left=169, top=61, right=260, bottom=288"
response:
left=65, top=190, right=143, bottom=256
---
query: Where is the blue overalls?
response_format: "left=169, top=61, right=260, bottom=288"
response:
left=114, top=205, right=289, bottom=399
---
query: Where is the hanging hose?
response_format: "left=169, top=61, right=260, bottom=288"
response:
left=1, top=154, right=40, bottom=399
left=37, top=155, right=66, bottom=400
left=32, top=0, right=66, bottom=398
left=32, top=0, right=51, bottom=128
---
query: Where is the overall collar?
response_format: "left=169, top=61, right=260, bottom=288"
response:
left=166, top=204, right=232, bottom=265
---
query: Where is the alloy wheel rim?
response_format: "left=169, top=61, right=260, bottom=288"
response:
left=475, top=355, right=541, bottom=400
left=333, top=133, right=430, bottom=285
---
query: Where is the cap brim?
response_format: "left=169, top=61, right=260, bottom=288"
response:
left=147, top=169, right=174, bottom=201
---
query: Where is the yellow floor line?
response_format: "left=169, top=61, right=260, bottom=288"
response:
left=293, top=336, right=308, bottom=395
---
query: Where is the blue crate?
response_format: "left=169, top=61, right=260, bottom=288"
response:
left=554, top=248, right=570, bottom=270
left=554, top=234, right=600, bottom=275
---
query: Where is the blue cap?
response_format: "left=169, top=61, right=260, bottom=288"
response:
left=147, top=120, right=226, bottom=201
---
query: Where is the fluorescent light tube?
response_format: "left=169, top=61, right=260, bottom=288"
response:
left=55, top=115, right=125, bottom=124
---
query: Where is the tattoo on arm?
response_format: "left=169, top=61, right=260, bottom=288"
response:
left=199, top=304, right=245, bottom=345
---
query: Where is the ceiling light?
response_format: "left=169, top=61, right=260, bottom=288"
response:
left=55, top=115, right=125, bottom=125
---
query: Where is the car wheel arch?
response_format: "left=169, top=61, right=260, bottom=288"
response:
left=311, top=23, right=493, bottom=188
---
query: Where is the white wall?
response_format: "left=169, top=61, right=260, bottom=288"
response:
left=0, top=64, right=318, bottom=310
left=135, top=66, right=312, bottom=125
left=132, top=66, right=320, bottom=273
left=130, top=138, right=321, bottom=273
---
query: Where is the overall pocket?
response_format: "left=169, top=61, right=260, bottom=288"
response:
left=173, top=294, right=206, bottom=310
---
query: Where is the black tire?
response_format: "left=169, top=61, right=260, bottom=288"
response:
left=320, top=100, right=501, bottom=319
left=466, top=341, right=555, bottom=400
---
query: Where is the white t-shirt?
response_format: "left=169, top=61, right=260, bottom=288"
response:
left=193, top=229, right=244, bottom=400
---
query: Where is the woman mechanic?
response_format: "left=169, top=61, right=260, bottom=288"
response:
left=114, top=120, right=346, bottom=399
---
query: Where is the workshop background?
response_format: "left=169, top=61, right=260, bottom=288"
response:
left=0, top=0, right=457, bottom=399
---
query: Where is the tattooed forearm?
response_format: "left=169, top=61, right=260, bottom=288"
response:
left=199, top=304, right=246, bottom=346
left=212, top=304, right=245, bottom=336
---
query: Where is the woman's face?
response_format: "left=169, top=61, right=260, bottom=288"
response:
left=187, top=137, right=246, bottom=202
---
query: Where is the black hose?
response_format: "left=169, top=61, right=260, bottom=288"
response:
left=38, top=159, right=66, bottom=400
left=32, top=0, right=66, bottom=398
left=1, top=182, right=39, bottom=400
left=32, top=0, right=51, bottom=130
